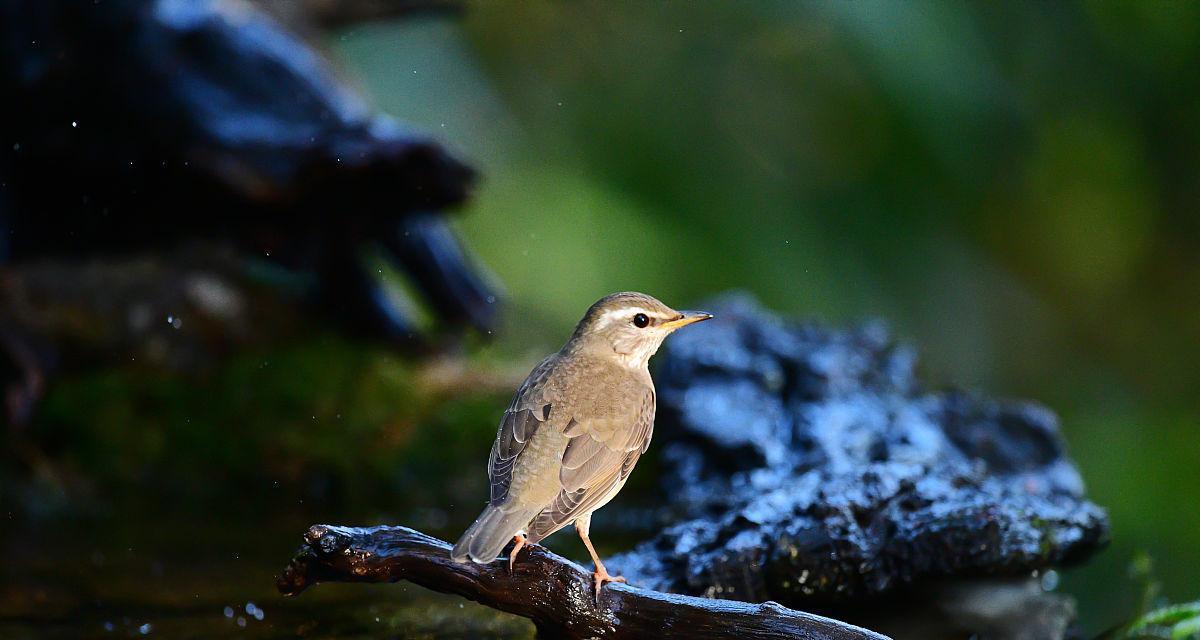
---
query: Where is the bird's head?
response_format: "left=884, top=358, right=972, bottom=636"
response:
left=567, top=292, right=712, bottom=369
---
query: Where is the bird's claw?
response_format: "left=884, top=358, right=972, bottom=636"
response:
left=507, top=534, right=527, bottom=575
left=591, top=569, right=625, bottom=605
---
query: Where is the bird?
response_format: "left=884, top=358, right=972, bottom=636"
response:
left=451, top=291, right=712, bottom=597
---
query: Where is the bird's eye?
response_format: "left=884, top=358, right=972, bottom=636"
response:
left=633, top=313, right=650, bottom=328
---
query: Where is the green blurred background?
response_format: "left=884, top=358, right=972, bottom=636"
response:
left=5, top=2, right=1199, bottom=637
left=334, top=0, right=1200, bottom=630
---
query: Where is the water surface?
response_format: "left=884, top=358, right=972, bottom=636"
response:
left=1, top=511, right=535, bottom=639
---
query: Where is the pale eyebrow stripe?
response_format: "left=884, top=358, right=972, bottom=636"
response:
left=596, top=306, right=668, bottom=327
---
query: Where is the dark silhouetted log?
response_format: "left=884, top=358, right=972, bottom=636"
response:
left=0, top=0, right=501, bottom=425
left=277, top=524, right=892, bottom=640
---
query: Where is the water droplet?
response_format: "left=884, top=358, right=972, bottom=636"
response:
left=236, top=616, right=246, bottom=628
left=71, top=121, right=78, bottom=128
left=223, top=606, right=234, bottom=618
left=138, top=623, right=152, bottom=635
left=245, top=602, right=264, bottom=620
left=486, top=295, right=496, bottom=304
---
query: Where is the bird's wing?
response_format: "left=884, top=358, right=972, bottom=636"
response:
left=488, top=355, right=560, bottom=505
left=526, top=384, right=655, bottom=540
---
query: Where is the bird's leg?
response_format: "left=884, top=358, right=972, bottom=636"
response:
left=508, top=534, right=527, bottom=575
left=575, top=515, right=624, bottom=603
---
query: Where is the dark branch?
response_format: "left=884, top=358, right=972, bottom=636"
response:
left=277, top=524, right=892, bottom=640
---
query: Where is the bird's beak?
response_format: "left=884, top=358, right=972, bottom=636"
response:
left=660, top=310, right=714, bottom=330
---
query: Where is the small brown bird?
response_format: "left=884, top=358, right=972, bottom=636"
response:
left=451, top=292, right=712, bottom=595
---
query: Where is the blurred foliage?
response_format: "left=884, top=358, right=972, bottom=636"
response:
left=1116, top=601, right=1200, bottom=640
left=330, top=1, right=1200, bottom=634
left=1101, top=554, right=1200, bottom=639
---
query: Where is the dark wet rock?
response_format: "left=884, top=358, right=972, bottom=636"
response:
left=0, top=0, right=499, bottom=424
left=0, top=0, right=495, bottom=335
left=611, top=293, right=1108, bottom=611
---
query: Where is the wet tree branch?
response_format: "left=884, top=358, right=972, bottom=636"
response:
left=276, top=524, right=891, bottom=640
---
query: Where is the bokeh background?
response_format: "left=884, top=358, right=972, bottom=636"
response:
left=4, top=2, right=1198, bottom=638
left=344, top=0, right=1200, bottom=628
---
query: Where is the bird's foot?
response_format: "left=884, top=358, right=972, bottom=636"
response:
left=591, top=566, right=626, bottom=605
left=507, top=534, right=527, bottom=575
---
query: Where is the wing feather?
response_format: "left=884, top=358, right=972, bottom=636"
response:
left=487, top=353, right=656, bottom=541
left=526, top=386, right=655, bottom=540
left=488, top=356, right=559, bottom=505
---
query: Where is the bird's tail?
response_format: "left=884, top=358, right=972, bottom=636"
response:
left=451, top=505, right=535, bottom=563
